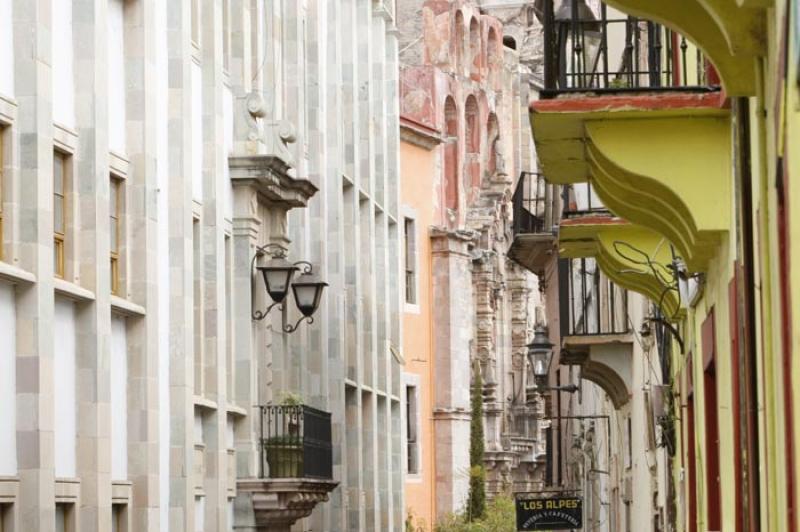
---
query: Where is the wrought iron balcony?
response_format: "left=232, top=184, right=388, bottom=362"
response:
left=541, top=0, right=719, bottom=95
left=559, top=257, right=629, bottom=337
left=513, top=171, right=559, bottom=236
left=509, top=172, right=559, bottom=274
left=259, top=404, right=333, bottom=480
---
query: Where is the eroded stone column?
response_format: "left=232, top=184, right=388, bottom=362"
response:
left=431, top=227, right=475, bottom=516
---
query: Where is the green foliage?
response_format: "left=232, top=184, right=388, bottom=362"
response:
left=435, top=496, right=516, bottom=532
left=466, top=367, right=486, bottom=521
left=276, top=390, right=303, bottom=406
left=405, top=509, right=428, bottom=532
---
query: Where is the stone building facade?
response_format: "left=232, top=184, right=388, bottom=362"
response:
left=398, top=0, right=547, bottom=522
left=0, top=1, right=402, bottom=531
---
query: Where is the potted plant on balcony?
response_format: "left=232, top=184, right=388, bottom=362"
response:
left=265, top=392, right=304, bottom=478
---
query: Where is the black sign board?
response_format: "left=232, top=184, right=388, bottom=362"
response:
left=515, top=496, right=583, bottom=530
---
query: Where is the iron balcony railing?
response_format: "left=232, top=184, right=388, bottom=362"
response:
left=542, top=0, right=718, bottom=94
left=512, top=171, right=559, bottom=235
left=513, top=173, right=609, bottom=237
left=259, top=404, right=333, bottom=480
left=559, top=257, right=629, bottom=336
left=561, top=182, right=608, bottom=219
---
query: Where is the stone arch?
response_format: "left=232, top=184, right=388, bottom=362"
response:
left=580, top=359, right=631, bottom=409
left=453, top=10, right=465, bottom=75
left=443, top=96, right=459, bottom=215
left=469, top=17, right=480, bottom=79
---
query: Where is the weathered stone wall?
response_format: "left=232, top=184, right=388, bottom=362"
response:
left=399, top=0, right=547, bottom=518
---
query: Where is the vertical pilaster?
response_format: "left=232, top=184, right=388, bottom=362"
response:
left=166, top=0, right=196, bottom=529
left=72, top=0, right=110, bottom=530
left=13, top=1, right=56, bottom=531
left=124, top=0, right=163, bottom=530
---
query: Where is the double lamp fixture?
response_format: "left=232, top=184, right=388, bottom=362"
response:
left=251, top=244, right=328, bottom=333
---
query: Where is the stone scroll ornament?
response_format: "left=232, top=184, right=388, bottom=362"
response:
left=245, top=91, right=299, bottom=178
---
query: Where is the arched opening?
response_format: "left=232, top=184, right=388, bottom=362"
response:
left=469, top=17, right=480, bottom=80
left=464, top=95, right=480, bottom=194
left=454, top=11, right=465, bottom=75
left=487, top=28, right=501, bottom=88
left=487, top=112, right=499, bottom=176
left=444, top=97, right=459, bottom=216
left=502, top=35, right=517, bottom=50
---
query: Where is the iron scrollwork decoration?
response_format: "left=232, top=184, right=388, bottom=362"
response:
left=251, top=244, right=328, bottom=334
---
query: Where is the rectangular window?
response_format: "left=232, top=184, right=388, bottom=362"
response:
left=225, top=235, right=233, bottom=398
left=0, top=126, right=4, bottom=261
left=0, top=284, right=17, bottom=476
left=111, top=504, right=127, bottom=532
left=701, top=311, right=721, bottom=532
left=110, top=317, right=127, bottom=480
left=0, top=502, right=13, bottom=532
left=193, top=218, right=203, bottom=395
left=191, top=0, right=201, bottom=48
left=403, top=218, right=416, bottom=304
left=405, top=385, right=419, bottom=474
left=55, top=503, right=75, bottom=532
left=54, top=298, right=77, bottom=477
left=624, top=415, right=632, bottom=469
left=54, top=151, right=68, bottom=278
left=222, top=0, right=230, bottom=72
left=110, top=177, right=122, bottom=295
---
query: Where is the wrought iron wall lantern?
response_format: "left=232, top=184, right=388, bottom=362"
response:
left=251, top=244, right=328, bottom=333
left=526, top=325, right=579, bottom=394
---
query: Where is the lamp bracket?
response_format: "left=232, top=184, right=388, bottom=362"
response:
left=284, top=315, right=314, bottom=334
left=292, top=260, right=313, bottom=275
left=252, top=300, right=284, bottom=322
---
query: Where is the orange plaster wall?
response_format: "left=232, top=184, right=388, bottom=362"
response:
left=401, top=138, right=438, bottom=530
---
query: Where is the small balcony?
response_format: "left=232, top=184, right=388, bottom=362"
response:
left=259, top=405, right=333, bottom=480
left=531, top=0, right=731, bottom=275
left=237, top=404, right=337, bottom=532
left=541, top=0, right=716, bottom=96
left=508, top=171, right=560, bottom=274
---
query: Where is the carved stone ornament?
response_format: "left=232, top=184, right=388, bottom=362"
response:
left=237, top=478, right=339, bottom=531
left=246, top=92, right=267, bottom=142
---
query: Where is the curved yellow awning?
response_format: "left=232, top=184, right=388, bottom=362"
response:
left=532, top=92, right=731, bottom=272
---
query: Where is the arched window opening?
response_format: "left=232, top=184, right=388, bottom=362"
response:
left=487, top=113, right=499, bottom=176
left=454, top=11, right=465, bottom=75
left=464, top=95, right=480, bottom=193
left=469, top=17, right=480, bottom=79
left=444, top=97, right=459, bottom=215
left=503, top=35, right=517, bottom=50
left=488, top=28, right=501, bottom=88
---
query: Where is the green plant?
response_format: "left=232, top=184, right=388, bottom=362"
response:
left=276, top=390, right=303, bottom=406
left=466, top=366, right=486, bottom=521
left=608, top=77, right=629, bottom=89
left=435, top=495, right=516, bottom=532
left=406, top=509, right=428, bottom=532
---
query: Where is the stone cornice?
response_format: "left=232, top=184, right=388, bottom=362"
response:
left=229, top=155, right=318, bottom=209
left=400, top=118, right=443, bottom=150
